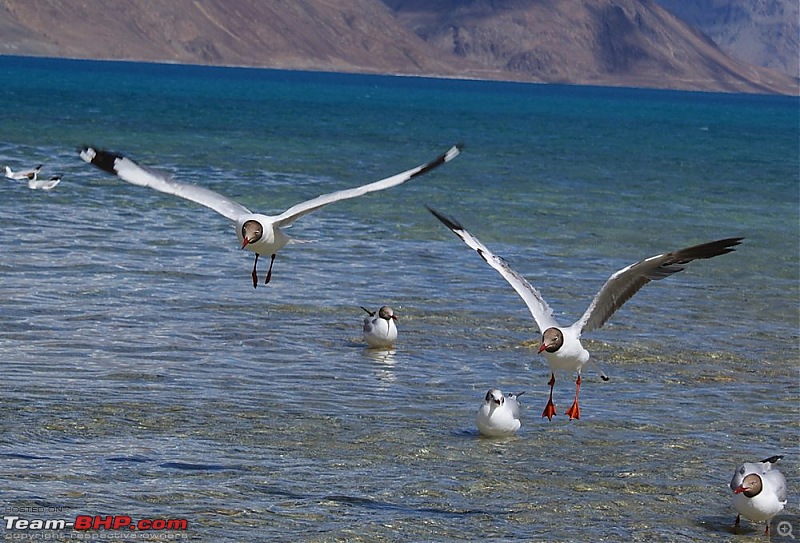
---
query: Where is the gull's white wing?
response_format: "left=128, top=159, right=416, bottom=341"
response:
left=508, top=393, right=524, bottom=419
left=575, top=237, right=743, bottom=333
left=429, top=207, right=558, bottom=334
left=767, top=468, right=789, bottom=503
left=273, top=144, right=462, bottom=228
left=79, top=147, right=251, bottom=221
left=760, top=456, right=788, bottom=503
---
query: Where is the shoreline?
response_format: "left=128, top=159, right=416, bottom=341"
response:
left=3, top=52, right=798, bottom=98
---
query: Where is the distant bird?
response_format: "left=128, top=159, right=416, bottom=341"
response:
left=27, top=174, right=61, bottom=191
left=730, top=455, right=788, bottom=535
left=476, top=388, right=523, bottom=437
left=361, top=305, right=398, bottom=349
left=79, top=144, right=462, bottom=287
left=5, top=164, right=42, bottom=180
left=428, top=207, right=743, bottom=421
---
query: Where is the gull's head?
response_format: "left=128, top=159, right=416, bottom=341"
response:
left=539, top=327, right=564, bottom=354
left=734, top=473, right=763, bottom=498
left=485, top=388, right=505, bottom=407
left=241, top=220, right=264, bottom=249
left=378, top=306, right=397, bottom=322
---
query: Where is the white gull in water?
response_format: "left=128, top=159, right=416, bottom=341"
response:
left=476, top=388, right=523, bottom=437
left=27, top=174, right=61, bottom=191
left=5, top=164, right=42, bottom=180
left=79, top=144, right=462, bottom=287
left=361, top=305, right=398, bottom=349
left=428, top=207, right=742, bottom=421
left=730, top=455, right=788, bottom=535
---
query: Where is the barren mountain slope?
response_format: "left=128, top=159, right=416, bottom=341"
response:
left=656, top=0, right=799, bottom=77
left=384, top=0, right=797, bottom=94
left=0, top=0, right=797, bottom=94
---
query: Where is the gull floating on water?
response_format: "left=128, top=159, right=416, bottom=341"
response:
left=27, top=174, right=62, bottom=191
left=361, top=305, right=398, bottom=349
left=730, top=455, right=788, bottom=535
left=428, top=207, right=742, bottom=421
left=79, top=144, right=461, bottom=287
left=5, top=164, right=42, bottom=180
left=476, top=388, right=523, bottom=437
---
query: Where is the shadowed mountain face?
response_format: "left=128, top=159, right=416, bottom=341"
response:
left=656, top=0, right=799, bottom=78
left=383, top=0, right=797, bottom=94
left=0, top=0, right=796, bottom=94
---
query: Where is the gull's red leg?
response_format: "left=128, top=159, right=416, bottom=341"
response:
left=251, top=254, right=260, bottom=289
left=541, top=373, right=557, bottom=420
left=263, top=254, right=276, bottom=285
left=565, top=375, right=581, bottom=420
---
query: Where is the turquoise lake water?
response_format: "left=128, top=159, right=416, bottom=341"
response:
left=1, top=56, right=798, bottom=541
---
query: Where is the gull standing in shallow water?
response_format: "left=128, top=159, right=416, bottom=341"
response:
left=428, top=207, right=743, bottom=421
left=476, top=388, right=524, bottom=437
left=730, top=455, right=788, bottom=535
left=79, top=144, right=462, bottom=287
left=361, top=306, right=398, bottom=348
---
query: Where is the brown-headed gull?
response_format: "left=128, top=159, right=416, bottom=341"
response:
left=361, top=305, right=398, bottom=348
left=5, top=164, right=42, bottom=180
left=730, top=455, right=788, bottom=535
left=476, top=388, right=524, bottom=437
left=79, top=145, right=462, bottom=287
left=428, top=207, right=743, bottom=421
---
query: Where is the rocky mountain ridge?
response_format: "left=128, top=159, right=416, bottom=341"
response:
left=0, top=0, right=796, bottom=94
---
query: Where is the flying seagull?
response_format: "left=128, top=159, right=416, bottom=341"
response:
left=79, top=144, right=462, bottom=287
left=428, top=206, right=742, bottom=420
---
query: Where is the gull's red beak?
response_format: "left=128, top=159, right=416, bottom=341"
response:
left=241, top=238, right=250, bottom=249
left=734, top=485, right=746, bottom=494
left=538, top=343, right=548, bottom=353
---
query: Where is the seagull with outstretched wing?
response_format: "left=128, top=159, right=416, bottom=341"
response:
left=428, top=206, right=742, bottom=421
left=79, top=144, right=461, bottom=287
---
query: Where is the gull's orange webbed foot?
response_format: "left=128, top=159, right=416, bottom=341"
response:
left=542, top=372, right=557, bottom=420
left=541, top=399, right=557, bottom=420
left=565, top=375, right=581, bottom=420
left=565, top=400, right=580, bottom=420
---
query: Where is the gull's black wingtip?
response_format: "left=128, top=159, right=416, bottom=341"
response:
left=760, top=455, right=783, bottom=465
left=78, top=145, right=122, bottom=175
left=410, top=143, right=464, bottom=180
left=426, top=206, right=465, bottom=233
left=720, top=237, right=745, bottom=249
left=706, top=237, right=745, bottom=258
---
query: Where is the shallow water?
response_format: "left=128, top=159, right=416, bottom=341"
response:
left=0, top=57, right=798, bottom=541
